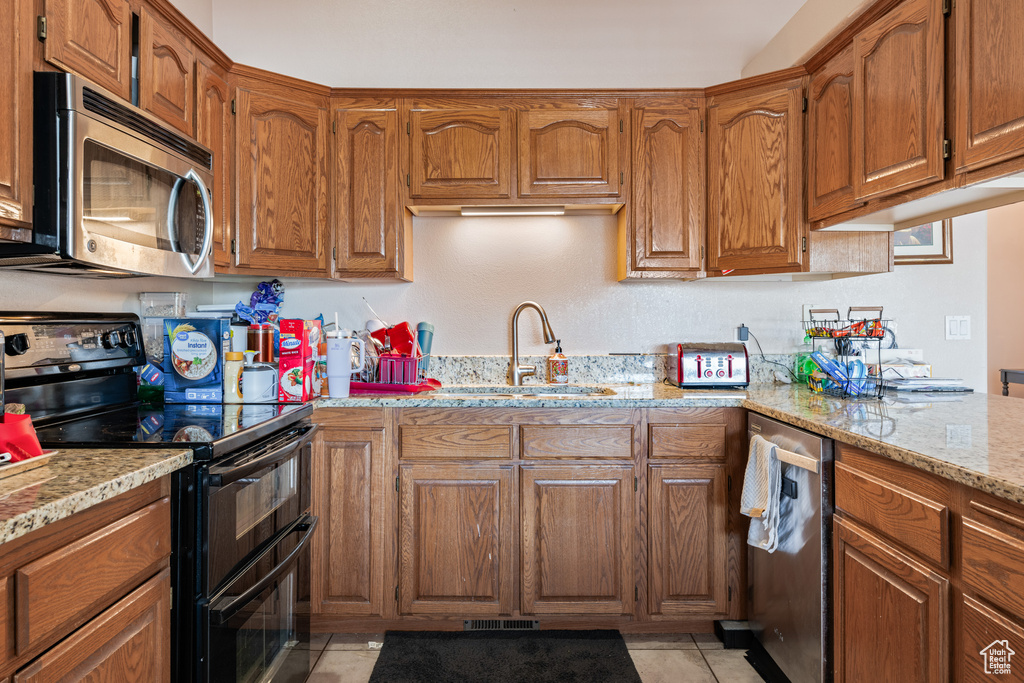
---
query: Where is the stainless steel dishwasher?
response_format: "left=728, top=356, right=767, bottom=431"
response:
left=747, top=413, right=834, bottom=683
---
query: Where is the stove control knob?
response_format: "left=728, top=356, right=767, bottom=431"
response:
left=102, top=330, right=122, bottom=349
left=4, top=333, right=30, bottom=356
left=704, top=370, right=713, bottom=378
left=717, top=370, right=726, bottom=378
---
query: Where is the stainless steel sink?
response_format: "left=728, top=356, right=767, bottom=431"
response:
left=430, top=385, right=615, bottom=399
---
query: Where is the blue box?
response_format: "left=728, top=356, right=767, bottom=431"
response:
left=161, top=318, right=230, bottom=403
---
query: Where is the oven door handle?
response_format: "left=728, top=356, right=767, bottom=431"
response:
left=211, top=513, right=318, bottom=625
left=208, top=424, right=318, bottom=487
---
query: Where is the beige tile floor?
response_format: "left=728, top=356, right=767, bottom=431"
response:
left=304, top=632, right=764, bottom=682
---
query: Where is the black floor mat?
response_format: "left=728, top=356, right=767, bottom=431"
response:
left=368, top=630, right=642, bottom=683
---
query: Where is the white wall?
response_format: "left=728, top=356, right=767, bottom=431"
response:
left=169, top=0, right=214, bottom=37
left=211, top=211, right=989, bottom=391
left=741, top=0, right=872, bottom=77
left=0, top=271, right=216, bottom=317
left=210, top=0, right=803, bottom=88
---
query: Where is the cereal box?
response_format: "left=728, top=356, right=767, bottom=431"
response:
left=279, top=319, right=321, bottom=402
left=162, top=318, right=230, bottom=403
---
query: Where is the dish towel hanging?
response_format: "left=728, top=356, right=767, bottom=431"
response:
left=741, top=434, right=781, bottom=553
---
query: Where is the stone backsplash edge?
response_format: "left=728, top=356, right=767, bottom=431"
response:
left=424, top=353, right=795, bottom=386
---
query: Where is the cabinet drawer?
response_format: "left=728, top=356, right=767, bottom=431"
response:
left=15, top=497, right=170, bottom=654
left=835, top=461, right=949, bottom=568
left=961, top=594, right=1024, bottom=681
left=400, top=426, right=511, bottom=459
left=14, top=568, right=170, bottom=682
left=962, top=517, right=1024, bottom=619
left=520, top=426, right=632, bottom=459
left=649, top=425, right=726, bottom=461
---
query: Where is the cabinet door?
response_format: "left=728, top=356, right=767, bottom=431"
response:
left=139, top=7, right=194, bottom=135
left=518, top=105, right=626, bottom=198
left=707, top=79, right=805, bottom=273
left=312, top=429, right=387, bottom=618
left=807, top=45, right=862, bottom=222
left=624, top=102, right=704, bottom=276
left=398, top=463, right=514, bottom=616
left=334, top=104, right=410, bottom=279
left=954, top=0, right=1024, bottom=173
left=852, top=0, right=944, bottom=201
left=235, top=82, right=330, bottom=274
left=833, top=517, right=949, bottom=683
left=14, top=568, right=170, bottom=683
left=521, top=465, right=634, bottom=615
left=0, top=0, right=32, bottom=236
left=43, top=0, right=132, bottom=100
left=195, top=61, right=233, bottom=270
left=409, top=108, right=512, bottom=199
left=648, top=464, right=727, bottom=616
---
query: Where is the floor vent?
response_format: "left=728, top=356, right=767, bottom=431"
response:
left=463, top=619, right=540, bottom=631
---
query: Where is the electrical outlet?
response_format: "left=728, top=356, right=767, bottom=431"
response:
left=945, top=315, right=971, bottom=340
left=946, top=424, right=972, bottom=449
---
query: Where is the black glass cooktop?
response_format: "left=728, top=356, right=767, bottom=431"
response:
left=33, top=402, right=311, bottom=460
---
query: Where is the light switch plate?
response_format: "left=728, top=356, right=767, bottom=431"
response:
left=946, top=424, right=972, bottom=449
left=945, top=315, right=971, bottom=340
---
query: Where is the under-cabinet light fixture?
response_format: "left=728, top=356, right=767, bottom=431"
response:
left=459, top=206, right=566, bottom=217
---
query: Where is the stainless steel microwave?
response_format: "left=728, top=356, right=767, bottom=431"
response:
left=0, top=73, right=214, bottom=278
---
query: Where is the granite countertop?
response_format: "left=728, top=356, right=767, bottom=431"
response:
left=0, top=448, right=192, bottom=546
left=317, top=383, right=1024, bottom=505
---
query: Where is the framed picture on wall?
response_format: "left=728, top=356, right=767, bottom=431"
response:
left=893, top=219, right=953, bottom=265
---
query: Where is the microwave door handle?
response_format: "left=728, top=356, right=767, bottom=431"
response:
left=210, top=514, right=318, bottom=626
left=167, top=169, right=214, bottom=274
left=208, top=424, right=318, bottom=487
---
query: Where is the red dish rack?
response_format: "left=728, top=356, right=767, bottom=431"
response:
left=379, top=354, right=419, bottom=384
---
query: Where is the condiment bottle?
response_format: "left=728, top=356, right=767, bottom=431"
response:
left=224, top=351, right=244, bottom=403
left=548, top=340, right=568, bottom=384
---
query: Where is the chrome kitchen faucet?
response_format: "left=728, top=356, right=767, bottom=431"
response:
left=510, top=301, right=556, bottom=386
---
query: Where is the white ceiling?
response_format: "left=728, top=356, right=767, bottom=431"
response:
left=205, top=0, right=808, bottom=88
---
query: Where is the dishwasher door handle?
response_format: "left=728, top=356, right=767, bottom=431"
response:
left=775, top=446, right=821, bottom=474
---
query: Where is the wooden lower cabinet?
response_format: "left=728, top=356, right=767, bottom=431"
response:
left=0, top=478, right=170, bottom=681
left=14, top=569, right=170, bottom=683
left=833, top=515, right=949, bottom=683
left=311, top=428, right=387, bottom=617
left=520, top=464, right=633, bottom=615
left=648, top=464, right=728, bottom=616
left=398, top=463, right=514, bottom=616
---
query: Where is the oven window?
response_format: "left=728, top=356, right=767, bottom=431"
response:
left=235, top=457, right=297, bottom=539
left=82, top=139, right=200, bottom=256
left=208, top=442, right=309, bottom=592
left=235, top=570, right=295, bottom=683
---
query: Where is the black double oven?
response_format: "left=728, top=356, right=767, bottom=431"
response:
left=2, top=313, right=318, bottom=683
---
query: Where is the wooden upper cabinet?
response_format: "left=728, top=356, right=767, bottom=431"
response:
left=234, top=73, right=330, bottom=275
left=954, top=0, right=1024, bottom=173
left=852, top=0, right=944, bottom=201
left=408, top=105, right=512, bottom=199
left=312, top=429, right=387, bottom=618
left=195, top=61, right=233, bottom=270
left=833, top=516, right=949, bottom=683
left=648, top=464, right=728, bottom=616
left=620, top=98, right=705, bottom=278
left=707, top=78, right=805, bottom=273
left=398, top=463, right=514, bottom=616
left=518, top=102, right=627, bottom=198
left=43, top=0, right=132, bottom=100
left=139, top=7, right=194, bottom=135
left=333, top=101, right=411, bottom=280
left=520, top=464, right=634, bottom=615
left=0, top=0, right=33, bottom=236
left=807, top=45, right=863, bottom=222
